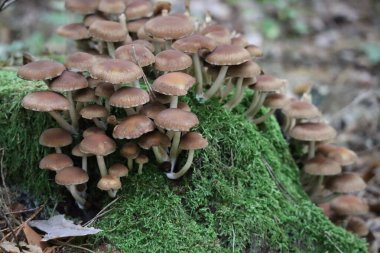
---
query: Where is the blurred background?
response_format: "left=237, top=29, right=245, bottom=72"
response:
left=1, top=0, right=380, bottom=249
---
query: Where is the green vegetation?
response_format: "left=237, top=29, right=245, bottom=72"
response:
left=0, top=70, right=367, bottom=252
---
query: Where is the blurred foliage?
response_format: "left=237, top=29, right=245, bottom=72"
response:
left=361, top=43, right=380, bottom=64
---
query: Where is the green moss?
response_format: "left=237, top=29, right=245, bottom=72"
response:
left=0, top=70, right=367, bottom=252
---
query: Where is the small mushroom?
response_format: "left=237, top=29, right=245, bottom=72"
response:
left=39, top=128, right=72, bottom=153
left=135, top=154, right=149, bottom=175
left=120, top=142, right=140, bottom=170
left=97, top=175, right=122, bottom=198
left=39, top=153, right=74, bottom=172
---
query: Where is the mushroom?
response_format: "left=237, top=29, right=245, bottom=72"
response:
left=154, top=49, right=192, bottom=73
left=95, top=82, right=115, bottom=112
left=113, top=114, right=155, bottom=140
left=64, top=52, right=97, bottom=73
left=346, top=217, right=369, bottom=237
left=330, top=195, right=368, bottom=217
left=39, top=153, right=74, bottom=172
left=316, top=145, right=358, bottom=166
left=115, top=44, right=155, bottom=75
left=138, top=130, right=171, bottom=163
left=83, top=126, right=105, bottom=137
left=120, top=142, right=140, bottom=170
left=97, top=175, right=121, bottom=198
left=98, top=0, right=126, bottom=18
left=135, top=154, right=149, bottom=174
left=282, top=100, right=322, bottom=132
left=252, top=93, right=289, bottom=124
left=17, top=60, right=66, bottom=82
left=79, top=104, right=109, bottom=129
left=39, top=128, right=72, bottom=153
left=65, top=0, right=99, bottom=14
left=56, top=23, right=90, bottom=41
left=125, top=0, right=153, bottom=21
left=109, top=163, right=129, bottom=178
left=166, top=132, right=208, bottom=180
left=55, top=166, right=89, bottom=208
left=72, top=144, right=92, bottom=172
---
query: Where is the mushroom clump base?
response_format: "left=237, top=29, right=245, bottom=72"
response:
left=0, top=70, right=366, bottom=252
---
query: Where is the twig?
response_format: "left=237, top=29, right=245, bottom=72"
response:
left=84, top=197, right=119, bottom=227
left=131, top=45, right=155, bottom=99
left=324, top=232, right=344, bottom=253
left=4, top=206, right=41, bottom=215
left=0, top=0, right=17, bottom=12
left=0, top=148, right=11, bottom=205
left=0, top=208, right=21, bottom=249
left=52, top=240, right=95, bottom=253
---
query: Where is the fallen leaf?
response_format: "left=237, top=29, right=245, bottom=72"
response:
left=23, top=223, right=47, bottom=249
left=0, top=241, right=43, bottom=253
left=28, top=215, right=102, bottom=241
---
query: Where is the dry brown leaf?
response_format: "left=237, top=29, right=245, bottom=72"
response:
left=0, top=241, right=43, bottom=253
left=23, top=223, right=47, bottom=250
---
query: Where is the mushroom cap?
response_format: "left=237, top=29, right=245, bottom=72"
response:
left=109, top=163, right=129, bottom=177
left=113, top=114, right=155, bottom=139
left=138, top=130, right=171, bottom=149
left=152, top=72, right=195, bottom=96
left=39, top=153, right=73, bottom=171
left=263, top=93, right=290, bottom=109
left=79, top=133, right=116, bottom=156
left=140, top=102, right=167, bottom=120
left=98, top=0, right=125, bottom=14
left=97, top=175, right=121, bottom=190
left=95, top=82, right=115, bottom=98
left=39, top=128, right=72, bottom=148
left=109, top=87, right=149, bottom=108
left=72, top=144, right=93, bottom=157
left=201, top=24, right=229, bottom=35
left=17, top=60, right=65, bottom=81
left=49, top=71, right=88, bottom=92
left=153, top=1, right=171, bottom=15
left=253, top=75, right=286, bottom=92
left=90, top=59, right=143, bottom=84
left=179, top=132, right=208, bottom=150
left=178, top=102, right=191, bottom=112
left=245, top=44, right=263, bottom=58
left=64, top=52, right=97, bottom=72
left=231, top=35, right=249, bottom=47
left=155, top=108, right=199, bottom=131
left=205, top=45, right=250, bottom=66
left=330, top=195, right=368, bottom=216
left=172, top=34, right=217, bottom=54
left=154, top=49, right=192, bottom=72
left=317, top=145, right=358, bottom=166
left=144, top=15, right=194, bottom=40
left=153, top=92, right=172, bottom=104
left=125, top=39, right=154, bottom=52
left=290, top=122, right=337, bottom=142
left=22, top=91, right=70, bottom=112
left=282, top=100, right=321, bottom=119
left=65, top=0, right=99, bottom=14
left=115, top=44, right=155, bottom=67
left=83, top=127, right=105, bottom=137
left=325, top=172, right=366, bottom=193
left=89, top=20, right=126, bottom=42
left=127, top=18, right=149, bottom=33
left=80, top=104, right=109, bottom=119
left=83, top=14, right=106, bottom=27
left=226, top=61, right=261, bottom=78
left=303, top=155, right=341, bottom=176
left=346, top=217, right=369, bottom=237
left=135, top=154, right=148, bottom=164
left=205, top=30, right=231, bottom=46
left=125, top=0, right=153, bottom=20
left=56, top=23, right=90, bottom=40
left=73, top=88, right=97, bottom=102
left=120, top=142, right=140, bottom=159
left=55, top=166, right=89, bottom=186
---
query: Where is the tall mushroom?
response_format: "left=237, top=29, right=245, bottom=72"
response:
left=39, top=128, right=72, bottom=153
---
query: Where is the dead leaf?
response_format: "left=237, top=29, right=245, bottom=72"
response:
left=23, top=223, right=47, bottom=249
left=0, top=241, right=43, bottom=253
left=28, top=215, right=102, bottom=241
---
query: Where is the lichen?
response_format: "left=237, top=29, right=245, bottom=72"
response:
left=0, top=70, right=367, bottom=252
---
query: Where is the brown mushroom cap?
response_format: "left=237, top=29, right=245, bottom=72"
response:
left=109, top=87, right=149, bottom=108
left=317, top=145, right=358, bottom=166
left=231, top=35, right=249, bottom=47
left=152, top=72, right=195, bottom=96
left=155, top=108, right=199, bottom=131
left=109, top=163, right=129, bottom=177
left=73, top=88, right=97, bottom=102
left=179, top=132, right=208, bottom=150
left=144, top=15, right=194, bottom=40
left=39, top=128, right=72, bottom=148
left=113, top=114, right=155, bottom=139
left=245, top=44, right=263, bottom=58
left=83, top=14, right=106, bottom=27
left=115, top=44, right=155, bottom=67
left=83, top=127, right=105, bottom=137
left=346, top=217, right=369, bottom=237
left=22, top=91, right=70, bottom=112
left=290, top=122, right=337, bottom=142
left=120, top=142, right=140, bottom=159
left=55, top=166, right=89, bottom=186
left=98, top=0, right=125, bottom=14
left=205, top=45, right=250, bottom=66
left=205, top=30, right=232, bottom=46
left=330, top=195, right=368, bottom=216
left=140, top=102, right=167, bottom=120
left=127, top=18, right=149, bottom=33
left=65, top=0, right=99, bottom=14
left=263, top=93, right=290, bottom=109
left=153, top=1, right=171, bottom=15
left=253, top=75, right=286, bottom=92
left=172, top=34, right=217, bottom=54
left=80, top=133, right=116, bottom=156
left=135, top=154, right=149, bottom=164
left=125, top=0, right=153, bottom=20
left=56, top=23, right=90, bottom=40
left=90, top=59, right=143, bottom=84
left=65, top=52, right=97, bottom=72
left=282, top=100, right=321, bottom=119
left=17, top=60, right=65, bottom=81
left=89, top=20, right=126, bottom=42
left=325, top=172, right=366, bottom=193
left=125, top=39, right=154, bottom=52
left=138, top=130, right=171, bottom=149
left=72, top=144, right=93, bottom=157
left=177, top=102, right=191, bottom=112
left=80, top=104, right=109, bottom=119
left=49, top=71, right=88, bottom=92
left=201, top=24, right=229, bottom=35
left=97, top=175, right=122, bottom=190
left=303, top=155, right=341, bottom=176
left=95, top=82, right=115, bottom=98
left=154, top=49, right=192, bottom=72
left=226, top=61, right=261, bottom=78
left=39, top=153, right=74, bottom=171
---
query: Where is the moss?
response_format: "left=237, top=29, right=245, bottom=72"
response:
left=0, top=70, right=367, bottom=252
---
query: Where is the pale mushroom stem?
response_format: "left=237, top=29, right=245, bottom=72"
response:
left=248, top=92, right=268, bottom=118
left=308, top=141, right=316, bottom=159
left=170, top=96, right=178, bottom=108
left=309, top=175, right=324, bottom=198
left=82, top=157, right=87, bottom=172
left=138, top=164, right=144, bottom=175
left=169, top=131, right=181, bottom=160
left=55, top=147, right=62, bottom=153
left=107, top=42, right=116, bottom=58
left=252, top=109, right=275, bottom=124
left=108, top=190, right=118, bottom=198
left=93, top=118, right=107, bottom=130
left=192, top=53, right=204, bottom=100
left=48, top=111, right=78, bottom=135
left=165, top=40, right=172, bottom=50
left=205, top=65, right=229, bottom=100
left=96, top=155, right=108, bottom=176
left=128, top=158, right=134, bottom=171
left=68, top=185, right=86, bottom=209
left=220, top=78, right=233, bottom=99
left=313, top=192, right=341, bottom=204
left=166, top=149, right=194, bottom=180
left=152, top=146, right=165, bottom=163
left=66, top=92, right=78, bottom=130
left=244, top=91, right=260, bottom=116
left=105, top=100, right=111, bottom=113
left=225, top=77, right=243, bottom=109
left=124, top=108, right=136, bottom=116
left=283, top=115, right=292, bottom=132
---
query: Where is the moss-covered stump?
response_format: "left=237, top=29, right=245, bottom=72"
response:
left=0, top=69, right=367, bottom=252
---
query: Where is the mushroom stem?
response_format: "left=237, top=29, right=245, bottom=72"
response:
left=166, top=149, right=194, bottom=179
left=308, top=141, right=316, bottom=159
left=66, top=92, right=79, bottom=130
left=283, top=115, right=292, bottom=132
left=153, top=146, right=164, bottom=163
left=134, top=80, right=141, bottom=88
left=224, top=77, right=243, bottom=109
left=165, top=40, right=171, bottom=50
left=96, top=155, right=108, bottom=177
left=68, top=185, right=86, bottom=209
left=128, top=158, right=134, bottom=171
left=244, top=91, right=260, bottom=116
left=313, top=192, right=341, bottom=204
left=55, top=147, right=62, bottom=153
left=93, top=118, right=107, bottom=130
left=252, top=109, right=275, bottom=124
left=108, top=189, right=118, bottom=198
left=248, top=93, right=268, bottom=118
left=169, top=131, right=181, bottom=160
left=205, top=65, right=229, bottom=100
left=309, top=175, right=324, bottom=197
left=138, top=164, right=143, bottom=175
left=82, top=157, right=87, bottom=172
left=107, top=42, right=116, bottom=58
left=220, top=78, right=233, bottom=99
left=105, top=100, right=111, bottom=113
left=170, top=96, right=178, bottom=108
left=48, top=111, right=78, bottom=135
left=124, top=107, right=136, bottom=116
left=192, top=53, right=204, bottom=100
